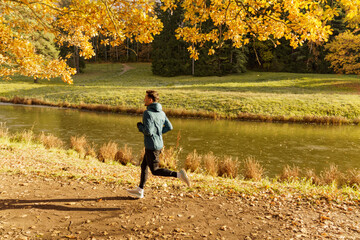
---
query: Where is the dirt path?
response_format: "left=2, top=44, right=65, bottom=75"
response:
left=118, top=64, right=134, bottom=76
left=1, top=173, right=359, bottom=240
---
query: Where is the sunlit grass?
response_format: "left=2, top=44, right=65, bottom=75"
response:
left=1, top=63, right=360, bottom=123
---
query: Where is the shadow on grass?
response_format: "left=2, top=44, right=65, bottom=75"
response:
left=0, top=196, right=138, bottom=211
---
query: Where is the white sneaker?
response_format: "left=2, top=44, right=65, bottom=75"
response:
left=179, top=169, right=191, bottom=187
left=127, top=187, right=144, bottom=199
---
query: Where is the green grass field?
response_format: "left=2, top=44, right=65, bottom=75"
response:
left=1, top=63, right=360, bottom=123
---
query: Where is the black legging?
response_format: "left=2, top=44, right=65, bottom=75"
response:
left=139, top=149, right=177, bottom=189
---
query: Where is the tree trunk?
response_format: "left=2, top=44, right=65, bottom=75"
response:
left=136, top=42, right=139, bottom=62
left=192, top=58, right=195, bottom=76
left=93, top=37, right=97, bottom=62
left=192, top=43, right=195, bottom=75
left=116, top=46, right=119, bottom=61
left=74, top=46, right=80, bottom=74
left=126, top=38, right=129, bottom=62
left=104, top=44, right=107, bottom=62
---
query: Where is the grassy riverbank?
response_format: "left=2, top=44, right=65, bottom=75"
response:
left=2, top=138, right=360, bottom=239
left=1, top=63, right=360, bottom=124
left=1, top=129, right=359, bottom=204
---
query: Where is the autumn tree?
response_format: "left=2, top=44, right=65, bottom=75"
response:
left=1, top=0, right=360, bottom=82
left=162, top=0, right=338, bottom=60
left=324, top=0, right=360, bottom=75
left=325, top=31, right=360, bottom=74
left=0, top=0, right=163, bottom=83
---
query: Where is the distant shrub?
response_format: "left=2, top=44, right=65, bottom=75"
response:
left=243, top=156, right=264, bottom=181
left=218, top=156, right=238, bottom=178
left=185, top=149, right=201, bottom=172
left=98, top=141, right=118, bottom=162
left=115, top=144, right=133, bottom=165
left=39, top=132, right=64, bottom=149
left=203, top=152, right=218, bottom=176
left=353, top=118, right=360, bottom=125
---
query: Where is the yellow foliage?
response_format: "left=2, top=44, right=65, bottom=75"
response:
left=187, top=46, right=199, bottom=60
left=340, top=0, right=360, bottom=28
left=164, top=0, right=353, bottom=57
left=0, top=0, right=162, bottom=83
left=208, top=48, right=215, bottom=56
left=325, top=31, right=360, bottom=75
left=1, top=0, right=359, bottom=81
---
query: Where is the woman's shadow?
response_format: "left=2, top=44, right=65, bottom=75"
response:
left=0, top=196, right=137, bottom=212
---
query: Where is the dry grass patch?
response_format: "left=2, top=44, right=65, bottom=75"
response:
left=115, top=144, right=133, bottom=165
left=159, top=146, right=180, bottom=170
left=218, top=156, right=238, bottom=178
left=243, top=156, right=264, bottom=181
left=279, top=165, right=300, bottom=182
left=185, top=149, right=202, bottom=172
left=85, top=142, right=97, bottom=159
left=345, top=169, right=360, bottom=188
left=39, top=132, right=64, bottom=149
left=20, top=130, right=35, bottom=144
left=70, top=135, right=88, bottom=158
left=203, top=152, right=218, bottom=176
left=12, top=129, right=35, bottom=144
left=98, top=141, right=118, bottom=162
left=0, top=123, right=9, bottom=139
left=320, top=164, right=344, bottom=186
left=305, top=169, right=321, bottom=185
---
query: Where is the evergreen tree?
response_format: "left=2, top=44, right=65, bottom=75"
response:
left=31, top=31, right=59, bottom=60
left=31, top=31, right=60, bottom=83
left=151, top=2, right=191, bottom=76
left=194, top=41, right=247, bottom=76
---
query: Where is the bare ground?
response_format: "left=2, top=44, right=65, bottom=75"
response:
left=1, top=173, right=360, bottom=240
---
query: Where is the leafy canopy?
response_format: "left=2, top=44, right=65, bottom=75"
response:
left=1, top=0, right=359, bottom=83
left=162, top=0, right=360, bottom=60
left=1, top=0, right=162, bottom=83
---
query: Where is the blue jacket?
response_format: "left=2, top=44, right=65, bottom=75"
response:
left=137, top=102, right=173, bottom=150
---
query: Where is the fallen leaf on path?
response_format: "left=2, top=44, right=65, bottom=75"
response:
left=64, top=235, right=77, bottom=239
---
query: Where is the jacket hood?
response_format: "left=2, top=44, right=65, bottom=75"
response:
left=147, top=102, right=162, bottom=112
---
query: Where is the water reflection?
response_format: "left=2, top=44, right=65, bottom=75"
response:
left=1, top=103, right=359, bottom=176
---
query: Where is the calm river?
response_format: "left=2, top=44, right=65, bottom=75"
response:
left=1, top=103, right=359, bottom=176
